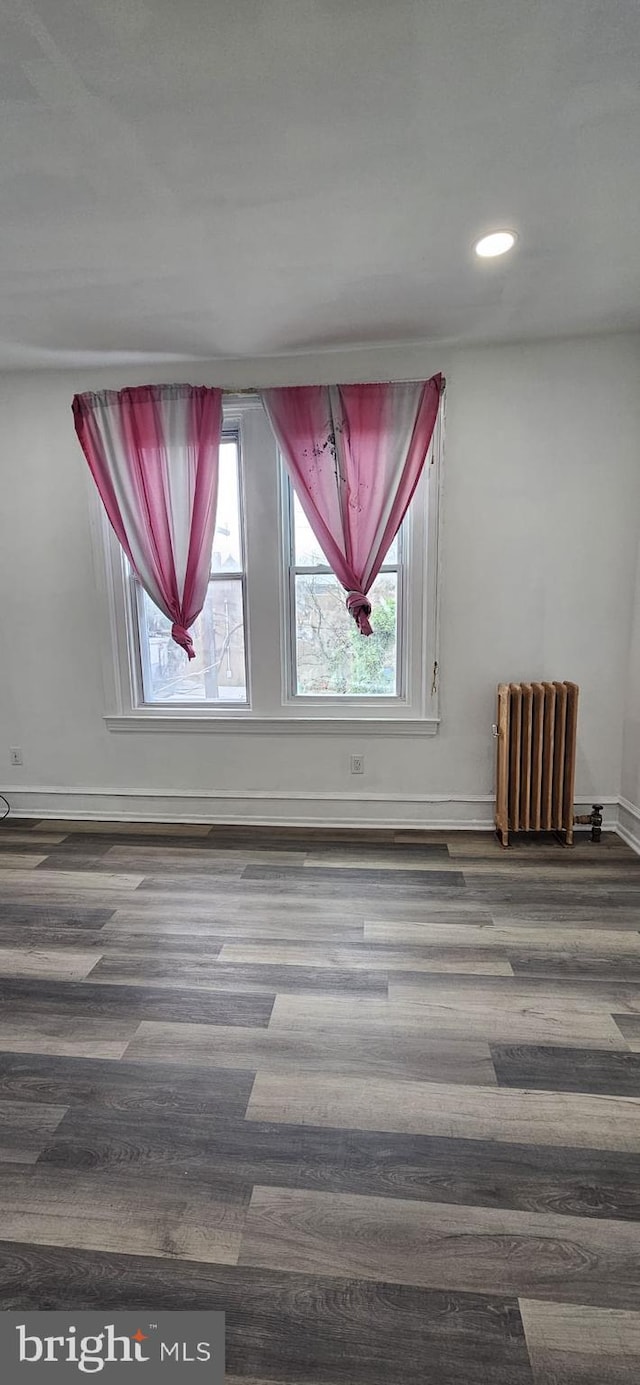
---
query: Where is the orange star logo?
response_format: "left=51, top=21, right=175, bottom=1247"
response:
left=131, top=1330, right=148, bottom=1343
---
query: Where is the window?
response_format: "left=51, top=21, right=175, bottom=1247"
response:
left=286, top=488, right=402, bottom=698
left=133, top=437, right=248, bottom=705
left=96, top=394, right=442, bottom=733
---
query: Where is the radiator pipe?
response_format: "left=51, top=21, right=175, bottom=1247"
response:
left=573, top=804, right=603, bottom=842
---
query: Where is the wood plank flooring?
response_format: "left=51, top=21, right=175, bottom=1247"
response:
left=0, top=820, right=639, bottom=1382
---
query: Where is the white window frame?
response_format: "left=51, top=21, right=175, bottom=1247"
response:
left=90, top=392, right=443, bottom=738
left=281, top=470, right=408, bottom=705
left=131, top=427, right=250, bottom=710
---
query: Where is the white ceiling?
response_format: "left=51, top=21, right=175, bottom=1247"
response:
left=1, top=0, right=639, bottom=368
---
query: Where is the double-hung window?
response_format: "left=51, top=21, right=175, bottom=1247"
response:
left=285, top=488, right=403, bottom=698
left=133, top=434, right=248, bottom=706
left=96, top=392, right=441, bottom=733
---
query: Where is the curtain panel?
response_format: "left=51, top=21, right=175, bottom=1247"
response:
left=262, top=376, right=442, bottom=634
left=73, top=384, right=222, bottom=658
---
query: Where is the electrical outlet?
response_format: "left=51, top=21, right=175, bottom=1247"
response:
left=9, top=747, right=23, bottom=767
left=350, top=754, right=364, bottom=775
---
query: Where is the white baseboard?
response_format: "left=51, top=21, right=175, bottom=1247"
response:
left=0, top=784, right=621, bottom=832
left=616, top=797, right=640, bottom=855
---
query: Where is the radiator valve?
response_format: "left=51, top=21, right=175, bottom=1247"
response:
left=572, top=804, right=603, bottom=842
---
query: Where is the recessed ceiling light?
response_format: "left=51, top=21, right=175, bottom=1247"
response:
left=474, top=230, right=517, bottom=259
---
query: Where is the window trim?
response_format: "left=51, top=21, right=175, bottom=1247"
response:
left=91, top=392, right=442, bottom=736
left=104, top=713, right=440, bottom=736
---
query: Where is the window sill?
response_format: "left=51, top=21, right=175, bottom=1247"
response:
left=104, top=714, right=440, bottom=738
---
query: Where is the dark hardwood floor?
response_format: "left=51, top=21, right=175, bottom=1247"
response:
left=0, top=818, right=639, bottom=1383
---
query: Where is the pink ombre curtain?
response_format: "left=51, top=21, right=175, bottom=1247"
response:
left=263, top=376, right=442, bottom=634
left=73, top=384, right=222, bottom=658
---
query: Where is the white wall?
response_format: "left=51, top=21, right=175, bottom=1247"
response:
left=620, top=516, right=640, bottom=847
left=1, top=333, right=639, bottom=826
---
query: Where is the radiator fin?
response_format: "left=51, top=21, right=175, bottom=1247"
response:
left=496, top=680, right=578, bottom=846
